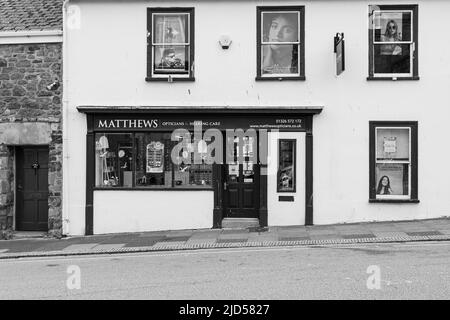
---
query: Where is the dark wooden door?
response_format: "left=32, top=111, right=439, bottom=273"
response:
left=223, top=136, right=260, bottom=218
left=16, top=147, right=49, bottom=231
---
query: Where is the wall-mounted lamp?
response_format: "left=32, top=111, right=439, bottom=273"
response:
left=46, top=79, right=60, bottom=91
left=219, top=35, right=232, bottom=49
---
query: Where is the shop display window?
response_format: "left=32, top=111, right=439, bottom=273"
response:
left=368, top=5, right=418, bottom=79
left=369, top=122, right=418, bottom=202
left=95, top=132, right=212, bottom=189
left=256, top=6, right=305, bottom=80
left=95, top=134, right=133, bottom=187
left=277, top=139, right=296, bottom=192
left=147, top=8, right=194, bottom=81
left=172, top=132, right=213, bottom=188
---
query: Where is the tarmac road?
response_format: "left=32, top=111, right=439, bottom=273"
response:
left=0, top=241, right=449, bottom=299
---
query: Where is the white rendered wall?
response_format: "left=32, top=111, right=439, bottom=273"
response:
left=64, top=0, right=450, bottom=234
left=268, top=132, right=306, bottom=226
left=93, top=191, right=214, bottom=234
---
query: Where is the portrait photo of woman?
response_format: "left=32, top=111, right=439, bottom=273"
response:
left=380, top=19, right=402, bottom=55
left=377, top=175, right=393, bottom=195
left=261, top=12, right=299, bottom=75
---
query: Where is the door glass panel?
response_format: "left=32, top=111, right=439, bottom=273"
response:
left=243, top=161, right=254, bottom=183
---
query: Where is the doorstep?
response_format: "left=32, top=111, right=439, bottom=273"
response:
left=11, top=231, right=47, bottom=239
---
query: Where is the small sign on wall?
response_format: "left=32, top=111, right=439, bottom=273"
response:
left=334, top=33, right=345, bottom=76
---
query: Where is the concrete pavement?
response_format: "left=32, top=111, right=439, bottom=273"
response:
left=1, top=217, right=450, bottom=259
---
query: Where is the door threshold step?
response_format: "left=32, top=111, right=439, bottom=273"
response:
left=12, top=231, right=46, bottom=239
left=222, top=218, right=260, bottom=229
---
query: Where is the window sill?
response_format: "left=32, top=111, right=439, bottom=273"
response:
left=367, top=76, right=420, bottom=81
left=145, top=77, right=195, bottom=82
left=255, top=76, right=306, bottom=81
left=94, top=187, right=213, bottom=191
left=369, top=199, right=420, bottom=203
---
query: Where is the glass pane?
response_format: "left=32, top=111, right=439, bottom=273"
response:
left=278, top=140, right=295, bottom=192
left=95, top=134, right=133, bottom=187
left=154, top=45, right=189, bottom=74
left=376, top=163, right=409, bottom=196
left=173, top=135, right=213, bottom=187
left=374, top=44, right=410, bottom=74
left=374, top=11, right=412, bottom=42
left=153, top=14, right=188, bottom=44
left=262, top=12, right=299, bottom=43
left=135, top=133, right=174, bottom=187
left=261, top=44, right=299, bottom=75
left=376, top=128, right=410, bottom=160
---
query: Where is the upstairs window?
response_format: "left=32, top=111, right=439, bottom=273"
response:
left=146, top=8, right=195, bottom=81
left=256, top=6, right=305, bottom=80
left=368, top=5, right=418, bottom=80
left=369, top=121, right=418, bottom=202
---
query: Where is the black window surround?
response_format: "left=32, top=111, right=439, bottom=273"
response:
left=256, top=6, right=305, bottom=81
left=368, top=4, right=419, bottom=81
left=146, top=7, right=195, bottom=82
left=369, top=121, right=419, bottom=203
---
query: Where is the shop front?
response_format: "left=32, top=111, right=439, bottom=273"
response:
left=78, top=107, right=322, bottom=235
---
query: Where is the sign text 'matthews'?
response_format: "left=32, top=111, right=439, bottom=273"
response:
left=97, top=119, right=159, bottom=129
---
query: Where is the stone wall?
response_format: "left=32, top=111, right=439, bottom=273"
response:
left=0, top=43, right=61, bottom=122
left=0, top=43, right=62, bottom=236
left=0, top=145, right=13, bottom=230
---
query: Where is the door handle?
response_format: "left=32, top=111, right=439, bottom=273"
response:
left=223, top=182, right=228, bottom=190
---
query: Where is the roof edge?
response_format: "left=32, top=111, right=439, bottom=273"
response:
left=0, top=30, right=63, bottom=44
left=77, top=106, right=324, bottom=115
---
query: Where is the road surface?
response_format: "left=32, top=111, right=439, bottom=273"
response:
left=0, top=241, right=449, bottom=299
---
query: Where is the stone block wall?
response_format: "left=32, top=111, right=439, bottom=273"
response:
left=0, top=43, right=62, bottom=236
left=0, top=145, right=13, bottom=230
left=0, top=43, right=61, bottom=122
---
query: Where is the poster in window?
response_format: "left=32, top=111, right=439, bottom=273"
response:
left=278, top=140, right=295, bottom=192
left=146, top=141, right=164, bottom=173
left=243, top=137, right=254, bottom=157
left=154, top=46, right=188, bottom=73
left=261, top=12, right=299, bottom=75
left=383, top=137, right=397, bottom=153
left=375, top=163, right=409, bottom=196
left=374, top=11, right=411, bottom=55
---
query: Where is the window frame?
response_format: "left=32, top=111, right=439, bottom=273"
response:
left=369, top=121, right=418, bottom=203
left=277, top=138, right=297, bottom=193
left=368, top=4, right=419, bottom=81
left=256, top=6, right=305, bottom=81
left=146, top=7, right=195, bottom=82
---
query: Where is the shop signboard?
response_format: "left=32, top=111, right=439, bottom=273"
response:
left=93, top=115, right=306, bottom=131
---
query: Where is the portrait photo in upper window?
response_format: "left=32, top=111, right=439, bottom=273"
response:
left=262, top=12, right=299, bottom=75
left=147, top=8, right=194, bottom=81
left=257, top=7, right=305, bottom=80
left=154, top=46, right=189, bottom=74
left=369, top=5, right=418, bottom=79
